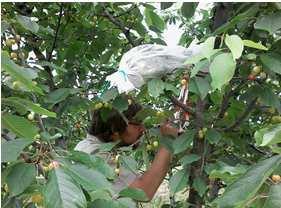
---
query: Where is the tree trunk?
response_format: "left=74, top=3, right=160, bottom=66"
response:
left=187, top=99, right=205, bottom=207
left=187, top=3, right=234, bottom=206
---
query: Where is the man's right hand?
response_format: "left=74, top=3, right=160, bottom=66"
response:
left=160, top=122, right=179, bottom=138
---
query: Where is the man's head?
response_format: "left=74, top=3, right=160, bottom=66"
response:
left=88, top=100, right=145, bottom=145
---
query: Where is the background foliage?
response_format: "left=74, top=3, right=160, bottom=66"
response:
left=1, top=2, right=281, bottom=208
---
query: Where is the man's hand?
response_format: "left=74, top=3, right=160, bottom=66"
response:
left=160, top=122, right=179, bottom=138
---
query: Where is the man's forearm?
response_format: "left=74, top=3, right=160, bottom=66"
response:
left=129, top=146, right=172, bottom=200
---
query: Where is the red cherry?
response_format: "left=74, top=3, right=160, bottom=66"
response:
left=248, top=74, right=256, bottom=81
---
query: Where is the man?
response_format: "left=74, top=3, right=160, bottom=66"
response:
left=75, top=100, right=179, bottom=201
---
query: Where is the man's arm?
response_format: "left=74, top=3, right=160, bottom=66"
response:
left=129, top=146, right=172, bottom=201
left=129, top=123, right=177, bottom=201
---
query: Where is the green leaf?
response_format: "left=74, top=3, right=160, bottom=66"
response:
left=100, top=87, right=119, bottom=102
left=179, top=154, right=201, bottom=166
left=212, top=155, right=281, bottom=208
left=112, top=96, right=128, bottom=112
left=119, top=187, right=149, bottom=201
left=1, top=51, right=43, bottom=95
left=1, top=97, right=28, bottom=115
left=44, top=168, right=87, bottom=208
left=209, top=162, right=248, bottom=184
left=254, top=124, right=281, bottom=147
left=263, top=184, right=281, bottom=208
left=2, top=97, right=56, bottom=117
left=254, top=11, right=281, bottom=34
left=193, top=76, right=211, bottom=99
left=169, top=169, right=189, bottom=194
left=16, top=15, right=39, bottom=33
left=100, top=107, right=112, bottom=122
left=89, top=190, right=112, bottom=202
left=245, top=53, right=257, bottom=60
left=6, top=163, right=36, bottom=196
left=260, top=53, right=281, bottom=75
left=144, top=8, right=165, bottom=32
left=45, top=88, right=72, bottom=104
left=133, top=108, right=157, bottom=122
left=193, top=177, right=207, bottom=197
left=120, top=155, right=138, bottom=173
left=243, top=40, right=268, bottom=50
left=1, top=138, right=33, bottom=162
left=69, top=151, right=115, bottom=180
left=258, top=86, right=281, bottom=112
left=39, top=61, right=67, bottom=73
left=185, top=53, right=205, bottom=65
left=164, top=83, right=179, bottom=94
left=147, top=79, right=165, bottom=98
left=201, top=37, right=216, bottom=60
left=181, top=2, right=198, bottom=19
left=89, top=199, right=120, bottom=208
left=41, top=131, right=62, bottom=141
left=65, top=164, right=112, bottom=192
left=97, top=140, right=121, bottom=152
left=1, top=20, right=10, bottom=34
left=160, top=2, right=173, bottom=10
left=271, top=146, right=281, bottom=154
left=117, top=198, right=137, bottom=208
left=173, top=130, right=195, bottom=154
left=209, top=53, right=236, bottom=90
left=205, top=129, right=222, bottom=144
left=2, top=114, right=39, bottom=139
left=225, top=34, right=244, bottom=59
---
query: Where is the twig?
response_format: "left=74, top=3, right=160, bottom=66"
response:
left=101, top=3, right=136, bottom=47
left=245, top=194, right=268, bottom=207
left=214, top=80, right=246, bottom=124
left=47, top=3, right=64, bottom=61
left=31, top=94, right=46, bottom=132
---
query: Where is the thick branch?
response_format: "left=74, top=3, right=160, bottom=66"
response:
left=101, top=4, right=136, bottom=47
left=224, top=97, right=258, bottom=131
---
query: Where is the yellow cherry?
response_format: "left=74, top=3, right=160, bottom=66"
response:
left=115, top=168, right=120, bottom=175
left=27, top=112, right=35, bottom=121
left=128, top=99, right=132, bottom=105
left=10, top=52, right=17, bottom=59
left=153, top=141, right=159, bottom=148
left=181, top=79, right=187, bottom=85
left=146, top=144, right=152, bottom=151
left=271, top=175, right=281, bottom=182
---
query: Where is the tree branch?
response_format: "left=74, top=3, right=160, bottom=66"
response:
left=47, top=3, right=64, bottom=61
left=114, top=4, right=137, bottom=18
left=214, top=80, right=246, bottom=123
left=168, top=95, right=195, bottom=116
left=32, top=47, right=56, bottom=90
left=224, top=97, right=258, bottom=131
left=101, top=4, right=136, bottom=47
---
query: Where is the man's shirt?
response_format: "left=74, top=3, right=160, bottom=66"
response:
left=74, top=134, right=139, bottom=193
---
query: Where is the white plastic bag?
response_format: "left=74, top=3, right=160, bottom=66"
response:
left=106, top=43, right=202, bottom=93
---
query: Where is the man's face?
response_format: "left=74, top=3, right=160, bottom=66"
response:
left=119, top=122, right=145, bottom=145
